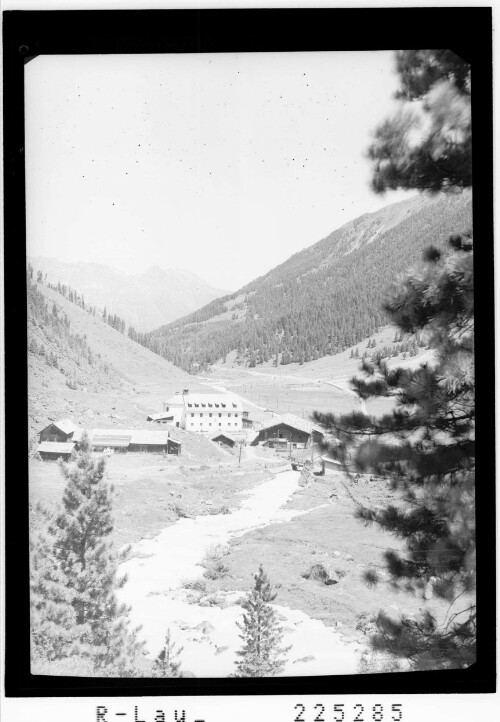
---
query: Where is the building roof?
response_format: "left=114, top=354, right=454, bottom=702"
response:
left=44, top=419, right=79, bottom=435
left=281, top=413, right=324, bottom=435
left=90, top=430, right=133, bottom=447
left=37, top=441, right=76, bottom=454
left=147, top=412, right=174, bottom=422
left=260, top=413, right=324, bottom=436
left=211, top=432, right=236, bottom=443
left=165, top=392, right=243, bottom=410
left=129, top=430, right=169, bottom=445
left=91, top=437, right=131, bottom=448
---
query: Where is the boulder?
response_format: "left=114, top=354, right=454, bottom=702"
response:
left=302, top=563, right=339, bottom=586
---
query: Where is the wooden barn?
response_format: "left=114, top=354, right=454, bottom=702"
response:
left=251, top=413, right=324, bottom=450
left=128, top=430, right=169, bottom=453
left=37, top=441, right=76, bottom=461
left=211, top=432, right=237, bottom=448
left=39, top=419, right=79, bottom=444
left=88, top=429, right=131, bottom=452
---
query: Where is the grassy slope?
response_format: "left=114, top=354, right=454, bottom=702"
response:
left=29, top=282, right=206, bottom=442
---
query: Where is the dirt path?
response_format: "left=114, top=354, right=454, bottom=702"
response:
left=117, top=467, right=365, bottom=677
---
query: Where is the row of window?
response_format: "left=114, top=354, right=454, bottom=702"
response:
left=191, top=421, right=238, bottom=426
left=190, top=412, right=238, bottom=418
left=186, top=402, right=238, bottom=409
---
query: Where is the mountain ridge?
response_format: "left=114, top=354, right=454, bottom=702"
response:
left=140, top=190, right=472, bottom=372
left=29, top=257, right=227, bottom=332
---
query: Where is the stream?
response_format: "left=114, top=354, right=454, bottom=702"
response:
left=118, top=467, right=365, bottom=677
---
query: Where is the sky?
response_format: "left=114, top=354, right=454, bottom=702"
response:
left=25, top=51, right=415, bottom=291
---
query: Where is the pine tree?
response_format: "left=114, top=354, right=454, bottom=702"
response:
left=34, top=434, right=145, bottom=675
left=234, top=565, right=290, bottom=677
left=368, top=50, right=471, bottom=193
left=30, top=505, right=78, bottom=666
left=314, top=50, right=475, bottom=671
left=151, top=629, right=183, bottom=677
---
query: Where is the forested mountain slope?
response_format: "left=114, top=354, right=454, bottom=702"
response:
left=27, top=268, right=191, bottom=440
left=139, top=190, right=472, bottom=372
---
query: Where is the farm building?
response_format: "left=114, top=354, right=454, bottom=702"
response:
left=251, top=413, right=324, bottom=450
left=36, top=423, right=181, bottom=458
left=39, top=419, right=79, bottom=443
left=211, top=432, right=237, bottom=448
left=37, top=441, right=76, bottom=461
left=147, top=412, right=174, bottom=424
left=90, top=430, right=132, bottom=453
left=161, top=389, right=243, bottom=434
left=128, top=430, right=170, bottom=453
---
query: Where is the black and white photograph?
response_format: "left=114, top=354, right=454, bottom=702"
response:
left=2, top=5, right=495, bottom=712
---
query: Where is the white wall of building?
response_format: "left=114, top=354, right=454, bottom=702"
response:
left=163, top=392, right=243, bottom=433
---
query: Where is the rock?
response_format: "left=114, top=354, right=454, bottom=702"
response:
left=332, top=551, right=341, bottom=557
left=179, top=671, right=196, bottom=678
left=302, top=563, right=339, bottom=586
left=215, top=646, right=229, bottom=656
left=195, top=621, right=215, bottom=635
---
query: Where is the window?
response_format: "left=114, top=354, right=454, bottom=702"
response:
left=219, top=422, right=222, bottom=426
left=188, top=403, right=192, bottom=407
left=235, top=413, right=238, bottom=418
left=191, top=413, right=194, bottom=417
left=209, top=423, right=212, bottom=426
left=191, top=423, right=194, bottom=427
left=222, top=403, right=226, bottom=408
left=209, top=413, right=212, bottom=417
left=219, top=413, right=222, bottom=417
left=228, top=413, right=231, bottom=417
left=200, top=413, right=203, bottom=417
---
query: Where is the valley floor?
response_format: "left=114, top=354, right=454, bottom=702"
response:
left=30, top=444, right=462, bottom=677
left=29, top=335, right=454, bottom=677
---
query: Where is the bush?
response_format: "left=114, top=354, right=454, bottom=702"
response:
left=202, top=544, right=229, bottom=565
left=203, top=561, right=230, bottom=580
left=182, top=578, right=207, bottom=593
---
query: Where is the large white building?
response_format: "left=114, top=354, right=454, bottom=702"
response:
left=162, top=390, right=243, bottom=433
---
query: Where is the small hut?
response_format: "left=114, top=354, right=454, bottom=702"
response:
left=211, top=432, right=237, bottom=448
left=39, top=419, right=79, bottom=444
left=36, top=441, right=76, bottom=461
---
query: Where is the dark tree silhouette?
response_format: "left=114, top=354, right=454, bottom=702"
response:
left=315, top=49, right=475, bottom=671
